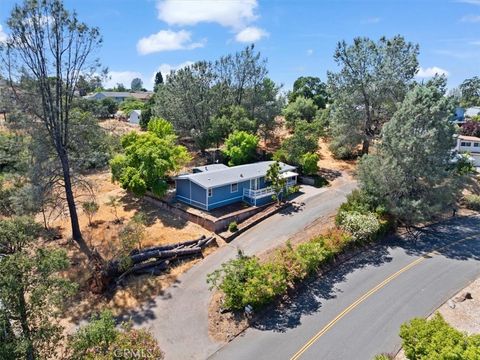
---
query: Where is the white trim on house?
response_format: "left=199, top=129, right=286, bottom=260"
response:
left=208, top=195, right=244, bottom=207
left=176, top=195, right=207, bottom=209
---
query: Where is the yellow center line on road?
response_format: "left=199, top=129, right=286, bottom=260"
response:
left=289, top=234, right=478, bottom=360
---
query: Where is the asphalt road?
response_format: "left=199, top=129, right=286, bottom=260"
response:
left=210, top=216, right=480, bottom=360
left=123, top=175, right=356, bottom=360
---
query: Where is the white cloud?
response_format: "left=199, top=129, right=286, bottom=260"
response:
left=104, top=71, right=144, bottom=89
left=0, top=25, right=8, bottom=43
left=235, top=26, right=268, bottom=43
left=461, top=14, right=480, bottom=22
left=416, top=66, right=449, bottom=78
left=306, top=49, right=314, bottom=56
left=137, top=30, right=205, bottom=55
left=156, top=0, right=258, bottom=30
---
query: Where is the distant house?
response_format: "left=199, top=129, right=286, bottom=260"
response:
left=83, top=91, right=153, bottom=103
left=455, top=134, right=480, bottom=167
left=451, top=107, right=466, bottom=125
left=464, top=107, right=480, bottom=120
left=175, top=161, right=298, bottom=211
left=129, top=110, right=141, bottom=124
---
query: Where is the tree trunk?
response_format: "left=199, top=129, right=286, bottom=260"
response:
left=361, top=138, right=370, bottom=155
left=57, top=146, right=96, bottom=260
left=18, top=288, right=34, bottom=360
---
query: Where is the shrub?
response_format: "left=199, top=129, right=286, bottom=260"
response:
left=400, top=313, right=480, bottom=360
left=300, top=152, right=319, bottom=175
left=373, top=354, right=394, bottom=360
left=337, top=211, right=380, bottom=242
left=208, top=230, right=353, bottom=311
left=313, top=175, right=329, bottom=188
left=228, top=221, right=238, bottom=232
left=464, top=194, right=480, bottom=211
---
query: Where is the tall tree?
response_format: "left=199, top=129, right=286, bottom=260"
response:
left=2, top=0, right=103, bottom=260
left=288, top=76, right=329, bottom=109
left=328, top=35, right=419, bottom=157
left=0, top=217, right=76, bottom=360
left=154, top=71, right=164, bottom=89
left=130, top=77, right=143, bottom=91
left=357, top=77, right=459, bottom=229
left=459, top=76, right=480, bottom=107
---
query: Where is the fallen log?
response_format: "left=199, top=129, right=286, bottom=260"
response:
left=129, top=246, right=204, bottom=264
left=129, top=235, right=206, bottom=255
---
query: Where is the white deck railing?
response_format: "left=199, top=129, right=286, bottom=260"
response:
left=243, top=187, right=274, bottom=199
left=243, top=181, right=296, bottom=199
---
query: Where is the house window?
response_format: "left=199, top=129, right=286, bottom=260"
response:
left=461, top=142, right=472, bottom=147
left=231, top=183, right=238, bottom=193
left=475, top=143, right=480, bottom=147
left=208, top=188, right=212, bottom=197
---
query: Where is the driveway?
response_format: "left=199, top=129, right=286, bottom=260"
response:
left=125, top=174, right=356, bottom=360
left=210, top=216, right=480, bottom=360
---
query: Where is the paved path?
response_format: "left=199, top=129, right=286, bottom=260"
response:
left=210, top=216, right=480, bottom=360
left=126, top=175, right=356, bottom=360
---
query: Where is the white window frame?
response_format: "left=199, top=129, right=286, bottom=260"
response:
left=208, top=188, right=213, bottom=197
left=461, top=141, right=472, bottom=147
left=231, top=183, right=238, bottom=193
left=474, top=142, right=480, bottom=147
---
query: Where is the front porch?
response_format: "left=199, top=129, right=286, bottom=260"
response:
left=242, top=178, right=297, bottom=206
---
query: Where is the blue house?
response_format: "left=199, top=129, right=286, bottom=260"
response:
left=175, top=161, right=298, bottom=211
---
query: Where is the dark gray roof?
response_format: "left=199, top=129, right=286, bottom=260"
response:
left=177, top=161, right=296, bottom=188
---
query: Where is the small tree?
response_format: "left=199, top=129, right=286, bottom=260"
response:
left=280, top=120, right=321, bottom=165
left=106, top=195, right=121, bottom=224
left=67, top=310, right=163, bottom=360
left=110, top=118, right=190, bottom=196
left=300, top=152, right=319, bottom=176
left=82, top=201, right=99, bottom=227
left=130, top=78, right=143, bottom=91
left=223, top=131, right=259, bottom=166
left=283, top=96, right=319, bottom=128
left=266, top=161, right=287, bottom=204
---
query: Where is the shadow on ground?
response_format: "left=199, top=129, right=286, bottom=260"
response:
left=251, top=215, right=480, bottom=333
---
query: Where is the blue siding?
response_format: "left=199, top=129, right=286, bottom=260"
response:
left=176, top=179, right=207, bottom=209
left=207, top=180, right=250, bottom=210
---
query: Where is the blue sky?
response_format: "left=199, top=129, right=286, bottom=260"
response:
left=1, top=0, right=480, bottom=91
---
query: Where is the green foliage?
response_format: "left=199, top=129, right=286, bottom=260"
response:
left=459, top=76, right=480, bottom=107
left=464, top=194, right=480, bottom=211
left=68, top=310, right=163, bottom=360
left=266, top=161, right=287, bottom=204
left=110, top=118, right=190, bottom=197
left=279, top=120, right=321, bottom=165
left=228, top=221, right=238, bottom=232
left=328, top=35, right=419, bottom=157
left=69, top=109, right=117, bottom=171
left=336, top=211, right=381, bottom=242
left=207, top=230, right=353, bottom=311
left=155, top=45, right=280, bottom=150
left=140, top=95, right=156, bottom=130
left=0, top=217, right=76, bottom=359
left=130, top=78, right=143, bottom=91
left=400, top=313, right=480, bottom=360
left=373, top=354, right=394, bottom=360
left=300, top=152, right=319, bottom=175
left=357, top=79, right=459, bottom=228
left=119, top=97, right=145, bottom=116
left=209, top=105, right=257, bottom=147
left=223, top=131, right=259, bottom=166
left=283, top=96, right=319, bottom=128
left=0, top=131, right=28, bottom=173
left=82, top=201, right=99, bottom=226
left=288, top=76, right=329, bottom=109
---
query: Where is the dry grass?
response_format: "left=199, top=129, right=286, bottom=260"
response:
left=45, top=169, right=212, bottom=328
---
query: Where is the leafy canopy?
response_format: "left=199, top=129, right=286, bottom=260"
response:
left=223, top=130, right=259, bottom=166
left=110, top=118, right=190, bottom=197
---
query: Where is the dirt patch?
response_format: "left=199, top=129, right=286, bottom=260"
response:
left=208, top=292, right=250, bottom=343
left=99, top=119, right=141, bottom=137
left=395, top=277, right=480, bottom=360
